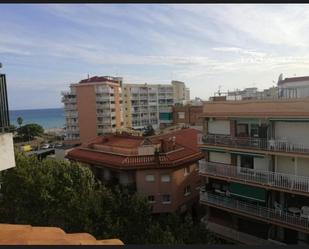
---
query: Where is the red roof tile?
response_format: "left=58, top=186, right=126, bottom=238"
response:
left=67, top=128, right=203, bottom=170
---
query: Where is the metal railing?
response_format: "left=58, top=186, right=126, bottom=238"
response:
left=205, top=221, right=277, bottom=245
left=200, top=192, right=309, bottom=231
left=199, top=160, right=309, bottom=193
left=198, top=134, right=309, bottom=154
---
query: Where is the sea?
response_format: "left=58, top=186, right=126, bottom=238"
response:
left=9, top=108, right=65, bottom=130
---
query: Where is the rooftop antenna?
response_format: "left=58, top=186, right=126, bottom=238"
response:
left=218, top=85, right=222, bottom=96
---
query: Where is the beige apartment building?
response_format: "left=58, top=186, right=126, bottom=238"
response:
left=62, top=76, right=124, bottom=144
left=123, top=81, right=190, bottom=130
left=198, top=96, right=309, bottom=245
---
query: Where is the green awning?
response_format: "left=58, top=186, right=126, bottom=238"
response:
left=201, top=148, right=227, bottom=153
left=269, top=118, right=309, bottom=122
left=230, top=183, right=266, bottom=203
left=230, top=151, right=264, bottom=158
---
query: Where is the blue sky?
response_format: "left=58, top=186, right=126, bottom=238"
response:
left=2, top=4, right=309, bottom=110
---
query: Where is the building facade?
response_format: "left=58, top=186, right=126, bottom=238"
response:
left=123, top=82, right=189, bottom=130
left=62, top=76, right=124, bottom=144
left=171, top=80, right=190, bottom=104
left=66, top=128, right=203, bottom=213
left=0, top=71, right=15, bottom=172
left=198, top=97, right=309, bottom=245
left=172, top=105, right=203, bottom=130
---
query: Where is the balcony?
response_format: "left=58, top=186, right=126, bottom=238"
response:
left=64, top=112, right=78, bottom=118
left=199, top=160, right=309, bottom=195
left=200, top=192, right=309, bottom=233
left=205, top=221, right=279, bottom=245
left=198, top=134, right=309, bottom=155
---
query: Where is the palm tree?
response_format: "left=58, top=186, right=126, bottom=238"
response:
left=17, top=117, right=23, bottom=128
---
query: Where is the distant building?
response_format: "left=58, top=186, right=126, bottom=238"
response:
left=66, top=128, right=203, bottom=214
left=0, top=71, right=15, bottom=172
left=172, top=80, right=190, bottom=104
left=278, top=75, right=309, bottom=99
left=62, top=76, right=124, bottom=144
left=172, top=105, right=203, bottom=130
left=122, top=81, right=190, bottom=130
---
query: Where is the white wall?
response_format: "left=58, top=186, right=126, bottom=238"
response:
left=275, top=122, right=309, bottom=146
left=276, top=156, right=295, bottom=175
left=0, top=133, right=16, bottom=171
left=253, top=157, right=269, bottom=171
left=297, top=158, right=309, bottom=177
left=208, top=120, right=230, bottom=135
left=236, top=155, right=269, bottom=171
left=209, top=152, right=231, bottom=164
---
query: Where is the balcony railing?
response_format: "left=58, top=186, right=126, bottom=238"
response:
left=200, top=192, right=309, bottom=232
left=198, top=134, right=309, bottom=154
left=199, top=160, right=309, bottom=194
left=205, top=221, right=278, bottom=245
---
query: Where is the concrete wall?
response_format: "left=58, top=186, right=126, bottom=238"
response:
left=296, top=158, right=309, bottom=177
left=276, top=156, right=295, bottom=175
left=0, top=133, right=15, bottom=171
left=76, top=84, right=98, bottom=143
left=253, top=157, right=270, bottom=171
left=208, top=120, right=230, bottom=135
left=209, top=152, right=231, bottom=164
left=275, top=122, right=309, bottom=146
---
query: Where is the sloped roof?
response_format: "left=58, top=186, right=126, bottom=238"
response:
left=0, top=224, right=123, bottom=245
left=67, top=128, right=203, bottom=170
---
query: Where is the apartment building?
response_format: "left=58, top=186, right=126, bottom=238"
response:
left=66, top=128, right=203, bottom=213
left=278, top=75, right=309, bottom=99
left=172, top=104, right=203, bottom=130
left=171, top=80, right=190, bottom=104
left=0, top=71, right=15, bottom=172
left=123, top=81, right=189, bottom=130
left=198, top=97, right=309, bottom=245
left=62, top=76, right=123, bottom=144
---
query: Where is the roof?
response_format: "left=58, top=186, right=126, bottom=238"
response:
left=200, top=98, right=309, bottom=118
left=0, top=224, right=123, bottom=245
left=279, top=76, right=309, bottom=85
left=79, top=76, right=120, bottom=84
left=67, top=128, right=203, bottom=170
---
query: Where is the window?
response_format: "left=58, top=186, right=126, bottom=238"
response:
left=145, top=174, right=155, bottom=182
left=178, top=112, right=185, bottom=119
left=162, top=194, right=171, bottom=204
left=241, top=155, right=254, bottom=169
left=161, top=174, right=171, bottom=182
left=184, top=166, right=190, bottom=176
left=237, top=123, right=249, bottom=137
left=184, top=185, right=191, bottom=196
left=148, top=195, right=155, bottom=203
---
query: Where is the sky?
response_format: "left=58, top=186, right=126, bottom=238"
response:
left=2, top=4, right=309, bottom=110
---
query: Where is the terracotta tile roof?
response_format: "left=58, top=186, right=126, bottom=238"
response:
left=67, top=128, right=203, bottom=170
left=0, top=224, right=123, bottom=245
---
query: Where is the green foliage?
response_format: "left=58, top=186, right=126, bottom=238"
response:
left=143, top=125, right=155, bottom=137
left=17, top=123, right=44, bottom=140
left=17, top=117, right=23, bottom=127
left=0, top=154, right=226, bottom=244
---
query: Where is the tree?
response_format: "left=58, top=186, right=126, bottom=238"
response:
left=17, top=117, right=23, bottom=127
left=0, top=154, right=226, bottom=244
left=143, top=125, right=155, bottom=137
left=17, top=123, right=44, bottom=140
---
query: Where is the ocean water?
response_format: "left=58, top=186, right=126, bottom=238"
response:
left=9, top=108, right=65, bottom=129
